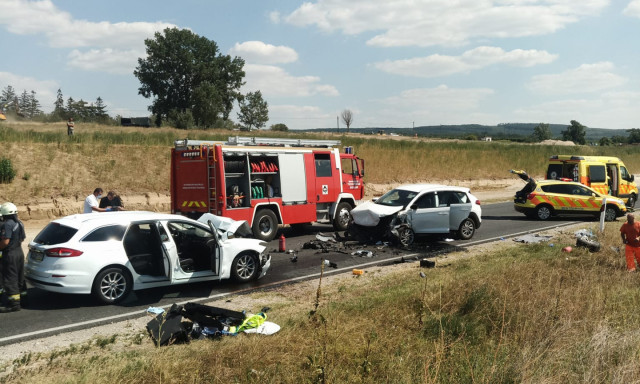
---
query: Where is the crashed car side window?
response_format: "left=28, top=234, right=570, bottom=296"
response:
left=82, top=225, right=127, bottom=242
left=415, top=193, right=436, bottom=209
left=455, top=192, right=469, bottom=204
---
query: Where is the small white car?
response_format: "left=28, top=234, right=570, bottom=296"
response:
left=26, top=212, right=271, bottom=304
left=349, top=184, right=482, bottom=245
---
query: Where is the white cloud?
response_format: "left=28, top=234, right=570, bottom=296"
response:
left=0, top=71, right=59, bottom=111
left=0, top=0, right=175, bottom=74
left=527, top=62, right=627, bottom=94
left=514, top=90, right=640, bottom=129
left=623, top=0, right=640, bottom=17
left=364, top=85, right=495, bottom=126
left=282, top=0, right=608, bottom=47
left=68, top=49, right=143, bottom=75
left=242, top=64, right=339, bottom=97
left=229, top=41, right=298, bottom=64
left=374, top=46, right=557, bottom=78
left=269, top=11, right=282, bottom=24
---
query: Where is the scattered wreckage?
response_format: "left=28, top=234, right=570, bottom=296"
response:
left=348, top=184, right=482, bottom=246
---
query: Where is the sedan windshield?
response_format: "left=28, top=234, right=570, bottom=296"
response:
left=376, top=189, right=418, bottom=208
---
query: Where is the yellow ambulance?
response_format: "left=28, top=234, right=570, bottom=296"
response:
left=546, top=155, right=638, bottom=207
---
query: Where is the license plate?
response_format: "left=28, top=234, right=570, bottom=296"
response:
left=30, top=251, right=44, bottom=262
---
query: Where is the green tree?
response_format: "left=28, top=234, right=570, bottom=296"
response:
left=53, top=89, right=65, bottom=118
left=561, top=120, right=586, bottom=145
left=237, top=91, right=268, bottom=131
left=1, top=85, right=16, bottom=105
left=627, top=128, right=640, bottom=144
left=270, top=123, right=289, bottom=132
left=599, top=137, right=612, bottom=146
left=192, top=82, right=224, bottom=128
left=134, top=27, right=245, bottom=127
left=532, top=123, right=552, bottom=142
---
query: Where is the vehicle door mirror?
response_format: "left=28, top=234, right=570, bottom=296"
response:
left=631, top=175, right=635, bottom=182
left=591, top=193, right=596, bottom=198
left=410, top=204, right=417, bottom=211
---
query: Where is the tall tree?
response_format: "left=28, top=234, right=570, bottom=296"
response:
left=628, top=128, right=640, bottom=144
left=237, top=91, right=268, bottom=131
left=1, top=85, right=16, bottom=104
left=341, top=109, right=353, bottom=132
left=532, top=123, right=552, bottom=142
left=191, top=82, right=223, bottom=128
left=561, top=120, right=587, bottom=145
left=53, top=89, right=65, bottom=118
left=134, top=27, right=245, bottom=127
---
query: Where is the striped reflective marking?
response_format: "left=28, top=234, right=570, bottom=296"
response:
left=181, top=201, right=207, bottom=208
left=531, top=195, right=601, bottom=209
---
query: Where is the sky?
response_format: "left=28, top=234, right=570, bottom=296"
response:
left=1, top=0, right=640, bottom=130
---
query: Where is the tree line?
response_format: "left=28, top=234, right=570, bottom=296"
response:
left=532, top=121, right=640, bottom=146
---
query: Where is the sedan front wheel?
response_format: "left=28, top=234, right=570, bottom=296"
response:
left=231, top=253, right=259, bottom=283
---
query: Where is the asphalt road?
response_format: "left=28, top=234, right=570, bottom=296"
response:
left=0, top=201, right=597, bottom=345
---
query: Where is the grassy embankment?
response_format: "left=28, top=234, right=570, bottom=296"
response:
left=2, top=121, right=640, bottom=205
left=2, top=222, right=640, bottom=382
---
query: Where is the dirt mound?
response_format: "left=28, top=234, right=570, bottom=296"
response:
left=19, top=193, right=171, bottom=222
left=539, top=139, right=576, bottom=146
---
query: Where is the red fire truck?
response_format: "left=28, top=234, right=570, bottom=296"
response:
left=171, top=136, right=365, bottom=241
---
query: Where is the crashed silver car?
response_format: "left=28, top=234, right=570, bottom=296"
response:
left=349, top=184, right=482, bottom=245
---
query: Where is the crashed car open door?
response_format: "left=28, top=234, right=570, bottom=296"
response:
left=407, top=192, right=449, bottom=233
left=165, top=220, right=221, bottom=283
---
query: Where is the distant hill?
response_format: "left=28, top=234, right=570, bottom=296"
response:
left=310, top=123, right=630, bottom=141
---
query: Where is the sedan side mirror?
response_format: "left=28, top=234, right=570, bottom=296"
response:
left=631, top=175, right=635, bottom=182
left=410, top=204, right=417, bottom=210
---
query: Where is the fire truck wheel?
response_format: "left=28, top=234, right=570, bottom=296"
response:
left=252, top=209, right=278, bottom=241
left=231, top=252, right=259, bottom=282
left=333, top=202, right=352, bottom=231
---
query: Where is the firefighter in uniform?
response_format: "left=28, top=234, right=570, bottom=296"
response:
left=0, top=202, right=26, bottom=312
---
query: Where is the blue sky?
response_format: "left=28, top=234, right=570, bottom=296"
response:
left=1, top=0, right=639, bottom=130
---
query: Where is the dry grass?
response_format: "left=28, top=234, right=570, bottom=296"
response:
left=4, top=222, right=640, bottom=383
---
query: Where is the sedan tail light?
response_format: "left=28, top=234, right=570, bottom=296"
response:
left=475, top=200, right=481, bottom=205
left=45, top=248, right=84, bottom=257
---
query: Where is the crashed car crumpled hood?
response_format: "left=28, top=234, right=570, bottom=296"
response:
left=350, top=201, right=404, bottom=226
left=198, top=213, right=253, bottom=237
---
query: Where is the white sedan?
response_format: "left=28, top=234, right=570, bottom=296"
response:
left=25, top=212, right=271, bottom=304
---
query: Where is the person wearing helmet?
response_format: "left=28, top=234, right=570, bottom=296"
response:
left=67, top=117, right=75, bottom=136
left=0, top=202, right=26, bottom=312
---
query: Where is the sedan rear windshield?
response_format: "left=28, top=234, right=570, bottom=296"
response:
left=376, top=189, right=418, bottom=208
left=34, top=222, right=78, bottom=245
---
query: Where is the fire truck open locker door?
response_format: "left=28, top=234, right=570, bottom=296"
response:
left=171, top=149, right=210, bottom=217
left=278, top=152, right=316, bottom=224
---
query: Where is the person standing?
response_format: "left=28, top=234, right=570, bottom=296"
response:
left=99, top=190, right=125, bottom=211
left=620, top=213, right=640, bottom=271
left=84, top=188, right=110, bottom=213
left=66, top=117, right=75, bottom=136
left=0, top=202, right=26, bottom=312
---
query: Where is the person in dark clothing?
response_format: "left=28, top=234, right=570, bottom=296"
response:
left=0, top=202, right=26, bottom=312
left=99, top=190, right=125, bottom=211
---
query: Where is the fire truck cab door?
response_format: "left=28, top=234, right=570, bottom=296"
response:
left=314, top=153, right=338, bottom=203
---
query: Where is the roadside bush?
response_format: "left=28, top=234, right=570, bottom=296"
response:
left=0, top=157, right=17, bottom=183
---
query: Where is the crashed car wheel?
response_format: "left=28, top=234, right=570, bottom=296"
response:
left=252, top=209, right=278, bottom=241
left=535, top=205, right=553, bottom=221
left=457, top=218, right=476, bottom=240
left=231, top=252, right=259, bottom=283
left=398, top=226, right=415, bottom=246
left=333, top=202, right=352, bottom=231
left=92, top=267, right=132, bottom=305
left=604, top=205, right=618, bottom=222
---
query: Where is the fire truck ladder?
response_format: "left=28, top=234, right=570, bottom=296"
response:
left=174, top=137, right=341, bottom=149
left=227, top=136, right=341, bottom=147
left=207, top=147, right=216, bottom=212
